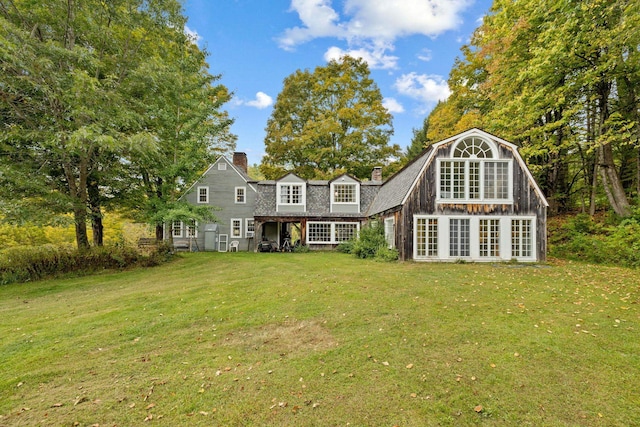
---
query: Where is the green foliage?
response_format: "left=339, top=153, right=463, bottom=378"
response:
left=0, top=0, right=235, bottom=249
left=261, top=56, right=399, bottom=180
left=550, top=212, right=640, bottom=268
left=345, top=221, right=398, bottom=261
left=0, top=245, right=170, bottom=285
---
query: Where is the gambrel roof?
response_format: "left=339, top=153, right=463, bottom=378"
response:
left=367, top=128, right=548, bottom=216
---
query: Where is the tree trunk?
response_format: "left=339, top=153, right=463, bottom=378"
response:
left=88, top=172, right=103, bottom=246
left=595, top=80, right=631, bottom=217
left=599, top=142, right=631, bottom=217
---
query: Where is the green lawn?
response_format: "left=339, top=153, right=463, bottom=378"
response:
left=1, top=252, right=638, bottom=426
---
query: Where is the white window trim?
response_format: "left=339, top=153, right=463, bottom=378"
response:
left=330, top=182, right=360, bottom=208
left=245, top=218, right=255, bottom=238
left=186, top=220, right=198, bottom=238
left=235, top=186, right=246, bottom=204
left=218, top=162, right=227, bottom=170
left=197, top=186, right=209, bottom=204
left=307, top=221, right=360, bottom=244
left=172, top=220, right=183, bottom=238
left=230, top=218, right=243, bottom=238
left=436, top=159, right=513, bottom=204
left=384, top=217, right=395, bottom=249
left=413, top=215, right=439, bottom=260
left=277, top=183, right=306, bottom=210
left=413, top=215, right=537, bottom=262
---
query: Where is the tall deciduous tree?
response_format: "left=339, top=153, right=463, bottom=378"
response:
left=261, top=56, right=399, bottom=180
left=0, top=0, right=234, bottom=248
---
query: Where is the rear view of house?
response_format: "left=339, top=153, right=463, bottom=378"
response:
left=175, top=129, right=547, bottom=262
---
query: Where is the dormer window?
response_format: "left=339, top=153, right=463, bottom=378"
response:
left=438, top=136, right=512, bottom=203
left=279, top=183, right=303, bottom=204
left=333, top=183, right=357, bottom=203
left=276, top=176, right=307, bottom=212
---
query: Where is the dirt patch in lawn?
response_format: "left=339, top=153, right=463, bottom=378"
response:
left=222, top=319, right=338, bottom=355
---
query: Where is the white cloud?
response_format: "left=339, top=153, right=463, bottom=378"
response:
left=323, top=44, right=398, bottom=69
left=394, top=73, right=450, bottom=112
left=278, top=0, right=345, bottom=50
left=245, top=92, right=274, bottom=109
left=280, top=0, right=471, bottom=50
left=383, top=98, right=404, bottom=114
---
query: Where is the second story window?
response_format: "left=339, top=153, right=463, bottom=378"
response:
left=235, top=187, right=246, bottom=203
left=279, top=184, right=303, bottom=204
left=438, top=136, right=512, bottom=203
left=333, top=183, right=356, bottom=203
left=197, top=187, right=209, bottom=203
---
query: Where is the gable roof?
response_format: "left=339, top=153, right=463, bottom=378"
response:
left=180, top=155, right=257, bottom=200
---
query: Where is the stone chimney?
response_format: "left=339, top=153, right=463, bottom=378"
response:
left=233, top=152, right=248, bottom=173
left=371, top=166, right=383, bottom=183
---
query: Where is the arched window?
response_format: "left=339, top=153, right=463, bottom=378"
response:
left=439, top=136, right=511, bottom=202
left=453, top=137, right=494, bottom=158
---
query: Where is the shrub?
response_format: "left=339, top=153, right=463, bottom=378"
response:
left=348, top=220, right=397, bottom=261
left=550, top=211, right=640, bottom=268
left=0, top=245, right=171, bottom=285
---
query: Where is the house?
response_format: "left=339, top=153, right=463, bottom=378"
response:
left=172, top=152, right=257, bottom=252
left=367, top=128, right=548, bottom=262
left=173, top=128, right=548, bottom=261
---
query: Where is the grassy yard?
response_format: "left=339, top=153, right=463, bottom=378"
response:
left=0, top=253, right=638, bottom=426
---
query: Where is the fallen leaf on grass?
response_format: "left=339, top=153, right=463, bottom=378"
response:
left=474, top=405, right=483, bottom=413
left=382, top=361, right=390, bottom=366
left=406, top=363, right=414, bottom=369
left=51, top=403, right=63, bottom=408
left=145, top=403, right=155, bottom=410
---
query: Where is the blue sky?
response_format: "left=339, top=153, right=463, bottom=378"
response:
left=183, top=0, right=493, bottom=166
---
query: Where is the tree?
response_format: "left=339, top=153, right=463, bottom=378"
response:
left=0, top=0, right=234, bottom=248
left=405, top=118, right=430, bottom=160
left=261, top=56, right=399, bottom=180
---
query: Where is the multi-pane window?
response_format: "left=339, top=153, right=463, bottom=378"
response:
left=231, top=219, right=242, bottom=238
left=439, top=137, right=511, bottom=202
left=235, top=187, right=246, bottom=203
left=512, top=219, right=532, bottom=257
left=484, top=162, right=509, bottom=199
left=334, top=223, right=358, bottom=242
left=279, top=184, right=303, bottom=204
left=218, top=162, right=227, bottom=170
left=186, top=220, right=197, bottom=237
left=479, top=219, right=500, bottom=257
left=172, top=220, right=183, bottom=238
left=308, top=223, right=332, bottom=243
left=415, top=217, right=438, bottom=258
left=308, top=222, right=359, bottom=244
left=333, top=184, right=356, bottom=203
left=245, top=219, right=255, bottom=238
left=449, top=218, right=470, bottom=257
left=197, top=187, right=209, bottom=203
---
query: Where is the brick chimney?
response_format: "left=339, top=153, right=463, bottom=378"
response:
left=371, top=166, right=383, bottom=183
left=232, top=152, right=248, bottom=173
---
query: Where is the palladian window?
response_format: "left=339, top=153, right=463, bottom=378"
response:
left=439, top=137, right=512, bottom=203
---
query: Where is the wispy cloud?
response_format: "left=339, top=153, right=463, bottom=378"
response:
left=393, top=73, right=450, bottom=113
left=184, top=25, right=201, bottom=43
